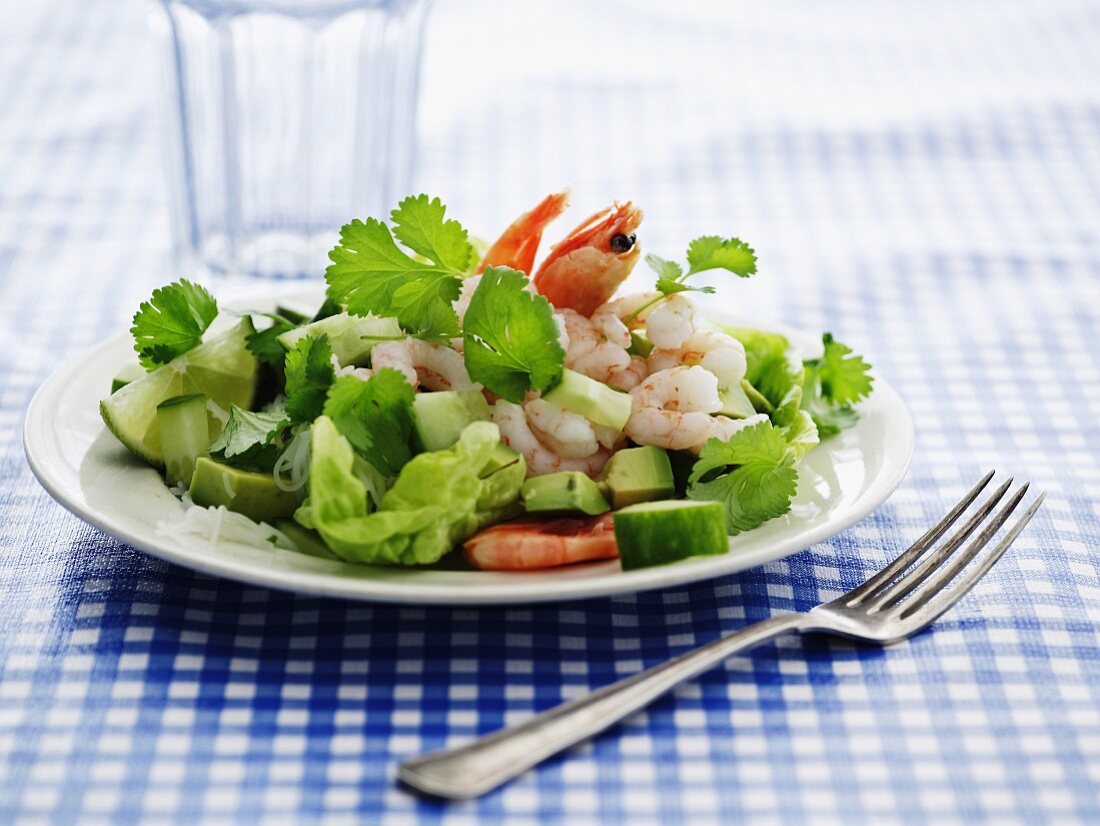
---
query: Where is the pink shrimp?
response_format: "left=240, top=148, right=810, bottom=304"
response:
left=532, top=202, right=645, bottom=316
left=464, top=513, right=619, bottom=571
left=476, top=190, right=571, bottom=275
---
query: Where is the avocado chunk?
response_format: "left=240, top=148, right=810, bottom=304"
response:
left=718, top=382, right=757, bottom=419
left=479, top=442, right=523, bottom=479
left=542, top=368, right=632, bottom=431
left=110, top=362, right=145, bottom=394
left=600, top=445, right=675, bottom=510
left=277, top=312, right=401, bottom=367
left=613, top=500, right=728, bottom=570
left=412, top=390, right=492, bottom=452
left=522, top=471, right=610, bottom=516
left=189, top=457, right=299, bottom=523
left=274, top=520, right=339, bottom=560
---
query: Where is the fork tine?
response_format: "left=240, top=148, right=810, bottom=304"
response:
left=899, top=493, right=1045, bottom=628
left=864, top=479, right=1015, bottom=612
left=845, top=470, right=996, bottom=606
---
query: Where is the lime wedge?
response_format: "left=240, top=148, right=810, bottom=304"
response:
left=100, top=318, right=258, bottom=468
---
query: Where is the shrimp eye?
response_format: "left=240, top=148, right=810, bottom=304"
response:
left=610, top=233, right=636, bottom=253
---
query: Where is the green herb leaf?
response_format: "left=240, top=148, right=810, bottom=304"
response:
left=813, top=333, right=874, bottom=406
left=645, top=253, right=683, bottom=282
left=130, top=279, right=218, bottom=368
left=284, top=334, right=335, bottom=424
left=686, top=236, right=757, bottom=277
left=208, top=405, right=289, bottom=472
left=687, top=419, right=799, bottom=534
left=322, top=370, right=416, bottom=476
left=462, top=266, right=565, bottom=403
left=246, top=313, right=297, bottom=367
left=325, top=195, right=472, bottom=342
left=800, top=333, right=873, bottom=436
left=390, top=194, right=474, bottom=274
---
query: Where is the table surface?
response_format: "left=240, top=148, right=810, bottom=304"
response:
left=3, top=0, right=1099, bottom=823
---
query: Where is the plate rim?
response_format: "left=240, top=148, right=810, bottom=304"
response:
left=23, top=298, right=914, bottom=605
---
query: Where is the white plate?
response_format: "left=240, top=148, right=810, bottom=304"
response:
left=24, top=289, right=914, bottom=605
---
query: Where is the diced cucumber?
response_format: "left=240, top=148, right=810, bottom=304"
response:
left=156, top=394, right=210, bottom=487
left=412, top=390, right=491, bottom=452
left=110, top=362, right=145, bottom=394
left=542, top=369, right=632, bottom=431
left=613, top=500, right=728, bottom=570
left=522, top=471, right=610, bottom=516
left=277, top=312, right=401, bottom=367
left=189, top=457, right=299, bottom=523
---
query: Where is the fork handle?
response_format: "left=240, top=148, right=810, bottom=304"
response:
left=400, top=612, right=808, bottom=799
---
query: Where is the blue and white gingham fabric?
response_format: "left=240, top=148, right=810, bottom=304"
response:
left=3, top=0, right=1099, bottom=822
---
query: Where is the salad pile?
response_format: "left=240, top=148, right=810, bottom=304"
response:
left=100, top=192, right=874, bottom=572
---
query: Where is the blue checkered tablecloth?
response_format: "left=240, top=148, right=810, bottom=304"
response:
left=3, top=0, right=1099, bottom=822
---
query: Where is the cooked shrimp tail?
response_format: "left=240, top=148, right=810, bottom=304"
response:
left=476, top=190, right=571, bottom=275
left=464, top=513, right=618, bottom=571
left=532, top=201, right=645, bottom=316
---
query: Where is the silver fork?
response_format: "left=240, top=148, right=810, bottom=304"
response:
left=400, top=472, right=1044, bottom=800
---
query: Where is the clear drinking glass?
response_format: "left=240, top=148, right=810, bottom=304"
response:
left=154, top=0, right=431, bottom=279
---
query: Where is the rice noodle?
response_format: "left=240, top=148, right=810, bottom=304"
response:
left=273, top=425, right=311, bottom=492
left=156, top=502, right=298, bottom=551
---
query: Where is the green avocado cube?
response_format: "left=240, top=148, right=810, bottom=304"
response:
left=522, top=471, right=610, bottom=516
left=189, top=457, right=299, bottom=523
left=600, top=446, right=675, bottom=510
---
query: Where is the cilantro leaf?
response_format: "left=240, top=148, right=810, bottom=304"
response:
left=800, top=333, right=873, bottom=436
left=462, top=266, right=565, bottom=403
left=814, top=333, right=874, bottom=406
left=246, top=312, right=297, bottom=367
left=325, top=217, right=462, bottom=341
left=323, top=370, right=415, bottom=476
left=130, top=279, right=218, bottom=368
left=686, top=236, right=757, bottom=276
left=687, top=419, right=799, bottom=534
left=209, top=405, right=289, bottom=472
left=644, top=235, right=757, bottom=306
left=645, top=253, right=683, bottom=282
left=390, top=194, right=474, bottom=273
left=284, top=334, right=335, bottom=424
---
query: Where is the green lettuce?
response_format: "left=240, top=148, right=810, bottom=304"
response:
left=300, top=416, right=524, bottom=565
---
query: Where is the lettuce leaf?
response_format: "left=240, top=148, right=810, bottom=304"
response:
left=301, top=417, right=524, bottom=565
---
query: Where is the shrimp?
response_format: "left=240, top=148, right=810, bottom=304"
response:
left=371, top=338, right=478, bottom=391
left=476, top=190, right=571, bottom=275
left=464, top=513, right=619, bottom=571
left=645, top=293, right=696, bottom=350
left=647, top=329, right=748, bottom=390
left=493, top=400, right=610, bottom=478
left=599, top=291, right=662, bottom=330
left=606, top=355, right=649, bottom=392
left=525, top=398, right=599, bottom=458
left=332, top=355, right=373, bottom=381
left=532, top=202, right=645, bottom=316
left=558, top=309, right=632, bottom=384
left=624, top=365, right=762, bottom=452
